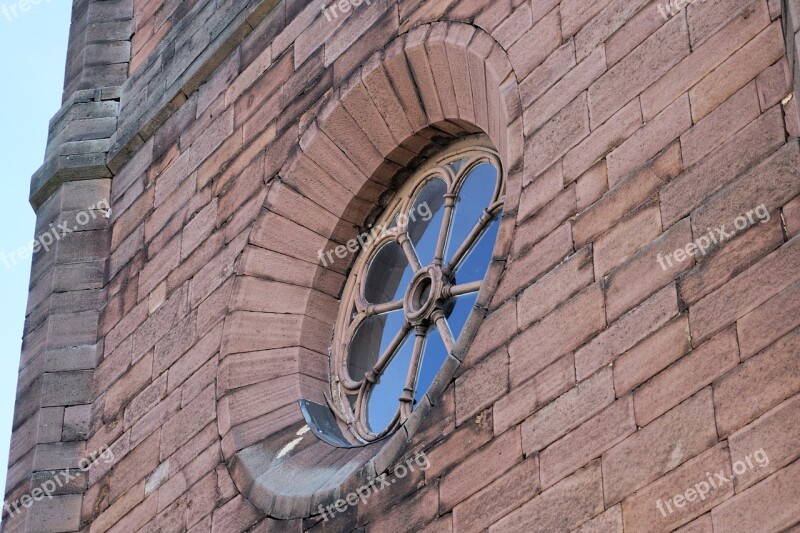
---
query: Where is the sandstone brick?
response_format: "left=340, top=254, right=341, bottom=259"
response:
left=574, top=505, right=623, bottom=532
left=510, top=284, right=605, bottom=387
left=561, top=0, right=615, bottom=38
left=690, top=235, right=800, bottom=344
left=691, top=140, right=800, bottom=239
left=517, top=247, right=594, bottom=330
left=525, top=92, right=590, bottom=177
left=563, top=98, right=642, bottom=183
left=713, top=328, right=800, bottom=437
left=523, top=47, right=605, bottom=136
left=461, top=299, right=516, bottom=367
left=686, top=0, right=759, bottom=47
left=519, top=41, right=576, bottom=109
left=160, top=384, right=215, bottom=460
left=493, top=353, right=575, bottom=436
left=678, top=216, right=785, bottom=305
left=540, top=396, right=635, bottom=488
left=369, top=483, right=438, bottom=533
left=576, top=161, right=608, bottom=211
left=737, top=279, right=800, bottom=359
left=604, top=219, right=692, bottom=323
left=455, top=348, right=508, bottom=425
left=593, top=202, right=662, bottom=277
left=680, top=81, right=761, bottom=168
left=573, top=143, right=680, bottom=246
left=26, top=494, right=82, bottom=533
left=640, top=0, right=770, bottom=120
left=104, top=352, right=153, bottom=419
left=109, top=431, right=161, bottom=502
left=674, top=514, right=714, bottom=533
left=689, top=20, right=784, bottom=121
left=513, top=184, right=576, bottom=256
left=588, top=15, right=689, bottom=126
left=439, top=429, right=522, bottom=512
left=785, top=195, right=800, bottom=238
left=574, top=0, right=653, bottom=62
left=622, top=444, right=733, bottom=532
left=508, top=7, right=560, bottom=79
left=451, top=456, right=540, bottom=533
left=492, top=222, right=574, bottom=305
left=603, top=388, right=717, bottom=505
left=211, top=494, right=262, bottom=533
left=633, top=327, right=739, bottom=426
left=711, top=458, right=800, bottom=532
left=604, top=0, right=665, bottom=66
left=521, top=367, right=614, bottom=455
left=576, top=283, right=679, bottom=381
left=614, top=316, right=691, bottom=395
left=489, top=460, right=604, bottom=533
left=606, top=93, right=691, bottom=186
left=519, top=160, right=563, bottom=219
left=423, top=411, right=493, bottom=481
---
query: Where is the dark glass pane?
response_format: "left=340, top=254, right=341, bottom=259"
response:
left=453, top=216, right=499, bottom=285
left=446, top=163, right=497, bottom=263
left=416, top=326, right=448, bottom=402
left=347, top=310, right=405, bottom=380
left=447, top=291, right=478, bottom=341
left=367, top=332, right=414, bottom=434
left=363, top=242, right=413, bottom=305
left=407, top=178, right=447, bottom=266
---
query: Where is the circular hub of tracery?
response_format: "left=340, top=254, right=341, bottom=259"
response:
left=328, top=136, right=505, bottom=444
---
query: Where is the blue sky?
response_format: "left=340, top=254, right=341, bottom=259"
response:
left=0, top=1, right=72, bottom=496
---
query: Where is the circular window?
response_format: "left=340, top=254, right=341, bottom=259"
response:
left=327, top=137, right=505, bottom=444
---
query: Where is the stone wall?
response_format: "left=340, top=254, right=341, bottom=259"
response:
left=6, top=0, right=800, bottom=531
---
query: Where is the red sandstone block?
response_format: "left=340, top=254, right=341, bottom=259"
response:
left=713, top=328, right=800, bottom=437
left=404, top=26, right=444, bottom=124
left=423, top=410, right=492, bottom=481
left=681, top=81, right=761, bottom=169
left=607, top=93, right=691, bottom=186
left=604, top=218, right=692, bottom=323
left=576, top=283, right=679, bottom=381
left=188, top=231, right=248, bottom=309
left=510, top=283, right=605, bottom=387
left=523, top=47, right=605, bottom=136
left=211, top=495, right=262, bottom=533
left=603, top=388, right=717, bottom=505
left=573, top=143, right=680, bottom=246
left=445, top=25, right=478, bottom=124
left=88, top=481, right=145, bottom=533
left=492, top=222, right=573, bottom=306
left=614, top=316, right=691, bottom=395
left=756, top=57, right=791, bottom=111
left=604, top=0, right=665, bottom=67
left=574, top=0, right=652, bottom=62
left=589, top=15, right=689, bottom=127
left=540, top=396, right=635, bottom=488
left=455, top=348, right=508, bottom=425
left=491, top=1, right=531, bottom=49
left=383, top=37, right=428, bottom=133
left=687, top=0, right=764, bottom=47
left=461, top=299, right=516, bottom=367
left=517, top=247, right=594, bottom=330
left=508, top=7, right=560, bottom=80
left=689, top=21, right=784, bottom=121
left=575, top=505, right=623, bottom=532
left=634, top=327, right=739, bottom=426
left=157, top=443, right=220, bottom=512
left=494, top=353, right=575, bottom=435
left=512, top=184, right=577, bottom=256
left=576, top=161, right=608, bottom=211
left=109, top=431, right=161, bottom=502
left=451, top=457, right=540, bottom=533
left=711, top=458, right=800, bottom=532
left=160, top=384, right=215, bottom=460
left=519, top=160, right=562, bottom=218
left=785, top=195, right=800, bottom=238
left=124, top=373, right=167, bottom=430
left=361, top=59, right=412, bottom=144
left=341, top=77, right=398, bottom=158
left=138, top=235, right=181, bottom=300
left=593, top=202, right=662, bottom=277
left=525, top=92, right=590, bottom=176
left=104, top=352, right=153, bottom=419
left=690, top=236, right=800, bottom=344
left=737, top=279, right=800, bottom=359
left=729, top=393, right=800, bottom=492
left=691, top=141, right=800, bottom=239
left=674, top=514, right=714, bottom=533
left=439, top=428, right=522, bottom=512
left=167, top=322, right=223, bottom=394
left=521, top=367, right=614, bottom=455
left=519, top=41, right=576, bottom=109
left=561, top=0, right=615, bottom=38
left=563, top=98, right=642, bottom=183
left=489, top=460, right=604, bottom=533
left=370, top=483, right=438, bottom=533
left=26, top=494, right=83, bottom=532
left=622, top=444, right=733, bottom=532
left=679, top=216, right=784, bottom=306
left=111, top=186, right=153, bottom=252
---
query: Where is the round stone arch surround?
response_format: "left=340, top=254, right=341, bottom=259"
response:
left=217, top=21, right=525, bottom=520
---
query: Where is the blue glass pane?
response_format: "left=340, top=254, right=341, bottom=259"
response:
left=447, top=291, right=478, bottom=341
left=453, top=216, right=500, bottom=285
left=367, top=332, right=414, bottom=434
left=446, top=163, right=497, bottom=263
left=347, top=310, right=405, bottom=380
left=416, top=326, right=448, bottom=402
left=407, top=178, right=447, bottom=267
left=364, top=242, right=413, bottom=304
